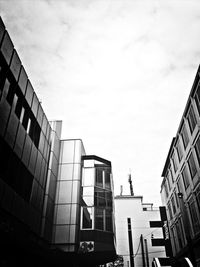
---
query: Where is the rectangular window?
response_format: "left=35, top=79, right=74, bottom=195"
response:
left=187, top=105, right=197, bottom=134
left=180, top=123, right=189, bottom=149
left=95, top=208, right=104, bottom=230
left=106, top=209, right=113, bottom=231
left=164, top=180, right=169, bottom=198
left=172, top=152, right=178, bottom=173
left=3, top=78, right=10, bottom=98
left=82, top=207, right=93, bottom=229
left=105, top=171, right=111, bottom=189
left=96, top=169, right=103, bottom=187
left=175, top=221, right=183, bottom=249
left=188, top=152, right=197, bottom=179
left=195, top=136, right=200, bottom=165
left=167, top=202, right=173, bottom=219
left=182, top=166, right=190, bottom=190
left=188, top=199, right=200, bottom=234
left=171, top=195, right=176, bottom=214
left=176, top=139, right=183, bottom=161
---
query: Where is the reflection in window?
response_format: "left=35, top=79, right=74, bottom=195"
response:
left=106, top=210, right=113, bottom=231
left=182, top=166, right=190, bottom=190
left=181, top=123, right=189, bottom=149
left=82, top=207, right=92, bottom=229
left=187, top=105, right=197, bottom=134
left=95, top=208, right=104, bottom=230
left=96, top=169, right=103, bottom=187
left=105, top=171, right=111, bottom=189
left=188, top=152, right=197, bottom=179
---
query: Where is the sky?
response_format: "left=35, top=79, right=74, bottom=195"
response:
left=1, top=0, right=200, bottom=206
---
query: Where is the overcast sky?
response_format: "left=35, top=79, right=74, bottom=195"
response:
left=1, top=0, right=200, bottom=206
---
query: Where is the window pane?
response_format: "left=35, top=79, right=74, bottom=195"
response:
left=187, top=105, right=197, bottom=133
left=95, top=208, right=104, bottom=230
left=96, top=169, right=103, bottom=187
left=105, top=171, right=111, bottom=189
left=106, top=210, right=113, bottom=231
left=188, top=153, right=197, bottom=179
left=182, top=166, right=190, bottom=189
left=181, top=123, right=189, bottom=149
left=82, top=207, right=92, bottom=229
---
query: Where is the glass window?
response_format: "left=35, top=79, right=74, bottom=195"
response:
left=188, top=152, right=197, bottom=179
left=180, top=123, right=189, bottom=149
left=96, top=169, right=103, bottom=187
left=195, top=136, right=200, bottom=165
left=175, top=221, right=183, bottom=249
left=94, top=189, right=106, bottom=207
left=176, top=139, right=183, bottom=162
left=105, top=171, right=111, bottom=189
left=171, top=195, right=176, bottom=214
left=171, top=152, right=178, bottom=173
left=82, top=207, right=93, bottom=229
left=83, top=168, right=94, bottom=186
left=167, top=202, right=173, bottom=219
left=182, top=166, right=190, bottom=190
left=187, top=105, right=197, bottom=134
left=106, top=210, right=113, bottom=231
left=188, top=199, right=200, bottom=234
left=95, top=208, right=104, bottom=230
left=164, top=180, right=169, bottom=198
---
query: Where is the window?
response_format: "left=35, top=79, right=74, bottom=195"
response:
left=187, top=105, right=197, bottom=134
left=106, top=209, right=113, bottom=231
left=96, top=169, right=103, bottom=187
left=182, top=166, right=190, bottom=190
left=3, top=78, right=10, bottom=98
left=171, top=195, right=176, bottom=214
left=180, top=123, right=189, bottom=149
left=188, top=152, right=197, bottom=179
left=176, top=139, right=183, bottom=161
left=105, top=171, right=111, bottom=189
left=175, top=220, right=183, bottom=249
left=95, top=208, right=104, bottom=230
left=195, top=136, right=200, bottom=165
left=164, top=180, right=169, bottom=198
left=171, top=152, right=178, bottom=173
left=6, top=82, right=15, bottom=106
left=188, top=198, right=200, bottom=234
left=167, top=202, right=173, bottom=219
left=195, top=84, right=200, bottom=115
left=82, top=207, right=93, bottom=229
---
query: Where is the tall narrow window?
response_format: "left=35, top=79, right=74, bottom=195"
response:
left=182, top=166, right=190, bottom=190
left=188, top=152, right=197, bottom=179
left=95, top=208, right=104, bottom=230
left=96, top=169, right=103, bottom=187
left=82, top=207, right=93, bottom=229
left=187, top=105, right=197, bottom=134
left=180, top=123, right=189, bottom=149
left=188, top=199, right=200, bottom=234
left=176, top=139, right=183, bottom=162
left=171, top=152, right=178, bottom=173
left=195, top=136, right=200, bottom=165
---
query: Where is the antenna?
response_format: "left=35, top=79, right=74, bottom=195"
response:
left=128, top=172, right=134, bottom=196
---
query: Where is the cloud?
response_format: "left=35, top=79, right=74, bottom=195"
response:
left=1, top=0, right=200, bottom=205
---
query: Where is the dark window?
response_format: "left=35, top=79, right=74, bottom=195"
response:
left=176, top=139, right=183, bottom=161
left=96, top=169, right=103, bottom=187
left=172, top=152, right=178, bottom=173
left=195, top=136, right=200, bottom=165
left=187, top=105, right=197, bottom=133
left=171, top=195, right=176, bottom=214
left=180, top=123, right=189, bottom=149
left=6, top=82, right=15, bottom=106
left=182, top=166, right=190, bottom=189
left=105, top=171, right=111, bottom=189
left=188, top=152, right=197, bottom=179
left=106, top=209, right=113, bottom=231
left=95, top=208, right=104, bottom=230
left=82, top=207, right=92, bottom=229
left=175, top=221, right=183, bottom=249
left=188, top=198, right=200, bottom=234
left=167, top=202, right=173, bottom=219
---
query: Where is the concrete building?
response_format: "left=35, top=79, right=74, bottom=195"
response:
left=161, top=66, right=200, bottom=266
left=0, top=16, right=116, bottom=266
left=114, top=195, right=166, bottom=267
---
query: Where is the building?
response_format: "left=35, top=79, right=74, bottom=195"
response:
left=0, top=16, right=116, bottom=266
left=114, top=194, right=166, bottom=267
left=161, top=66, right=200, bottom=266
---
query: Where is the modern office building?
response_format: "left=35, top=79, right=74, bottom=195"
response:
left=161, top=66, right=200, bottom=266
left=0, top=16, right=116, bottom=266
left=114, top=194, right=166, bottom=267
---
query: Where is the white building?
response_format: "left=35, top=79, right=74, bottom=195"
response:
left=114, top=195, right=166, bottom=267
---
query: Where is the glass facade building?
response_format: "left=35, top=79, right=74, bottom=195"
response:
left=0, top=16, right=116, bottom=267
